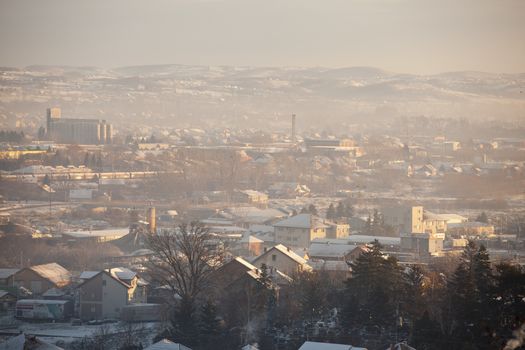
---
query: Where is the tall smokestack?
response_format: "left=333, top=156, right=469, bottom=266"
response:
left=148, top=207, right=156, bottom=234
left=291, top=114, right=296, bottom=144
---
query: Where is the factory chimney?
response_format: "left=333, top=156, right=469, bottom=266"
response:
left=148, top=207, right=156, bottom=234
left=291, top=114, right=296, bottom=144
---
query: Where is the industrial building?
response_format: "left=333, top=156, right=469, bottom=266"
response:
left=46, top=107, right=112, bottom=144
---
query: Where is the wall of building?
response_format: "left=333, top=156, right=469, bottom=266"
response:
left=13, top=269, right=55, bottom=295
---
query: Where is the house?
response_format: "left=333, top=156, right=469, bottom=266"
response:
left=144, top=339, right=192, bottom=350
left=211, top=257, right=260, bottom=290
left=252, top=244, right=312, bottom=276
left=13, top=263, right=71, bottom=295
left=0, top=334, right=64, bottom=350
left=78, top=268, right=147, bottom=321
left=299, top=341, right=367, bottom=350
left=233, top=190, right=269, bottom=208
left=0, top=268, right=19, bottom=288
left=0, top=290, right=16, bottom=311
left=268, top=182, right=310, bottom=198
left=273, top=214, right=329, bottom=249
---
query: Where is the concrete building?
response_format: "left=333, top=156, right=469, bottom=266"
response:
left=382, top=206, right=425, bottom=234
left=273, top=214, right=328, bottom=249
left=46, top=107, right=112, bottom=144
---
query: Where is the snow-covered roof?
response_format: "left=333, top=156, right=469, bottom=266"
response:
left=62, top=228, right=129, bottom=238
left=299, top=341, right=367, bottom=350
left=107, top=267, right=137, bottom=281
left=233, top=257, right=258, bottom=271
left=29, top=263, right=71, bottom=286
left=79, top=271, right=98, bottom=280
left=448, top=221, right=494, bottom=228
left=0, top=268, right=19, bottom=279
left=240, top=233, right=263, bottom=244
left=314, top=236, right=400, bottom=246
left=266, top=244, right=309, bottom=265
left=308, top=243, right=356, bottom=259
left=0, top=290, right=15, bottom=299
left=436, top=213, right=468, bottom=223
left=274, top=214, right=329, bottom=229
left=144, top=339, right=192, bottom=350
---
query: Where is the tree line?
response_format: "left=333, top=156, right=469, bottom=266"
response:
left=109, top=224, right=525, bottom=350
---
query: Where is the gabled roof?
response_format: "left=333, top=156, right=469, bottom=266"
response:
left=28, top=263, right=71, bottom=286
left=0, top=290, right=15, bottom=299
left=77, top=270, right=132, bottom=289
left=240, top=233, right=264, bottom=244
left=254, top=244, right=309, bottom=267
left=274, top=214, right=329, bottom=229
left=299, top=341, right=367, bottom=350
left=0, top=268, right=19, bottom=279
left=144, top=339, right=192, bottom=350
left=232, top=257, right=258, bottom=271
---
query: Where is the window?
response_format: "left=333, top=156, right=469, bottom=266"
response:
left=272, top=254, right=276, bottom=262
left=102, top=280, right=106, bottom=286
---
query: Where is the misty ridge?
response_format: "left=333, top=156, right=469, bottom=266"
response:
left=1, top=64, right=524, bottom=130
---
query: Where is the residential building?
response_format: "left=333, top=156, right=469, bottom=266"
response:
left=0, top=290, right=16, bottom=311
left=0, top=269, right=19, bottom=288
left=78, top=268, right=146, bottom=321
left=144, top=339, right=192, bottom=350
left=233, top=190, right=269, bottom=208
left=13, top=263, right=71, bottom=295
left=299, top=341, right=367, bottom=350
left=252, top=244, right=312, bottom=275
left=273, top=214, right=328, bottom=249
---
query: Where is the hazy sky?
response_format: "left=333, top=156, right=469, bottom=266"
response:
left=0, top=0, right=524, bottom=74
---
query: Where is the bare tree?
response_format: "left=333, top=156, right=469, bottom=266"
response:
left=145, top=222, right=222, bottom=304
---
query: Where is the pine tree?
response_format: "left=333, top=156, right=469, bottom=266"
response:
left=198, top=300, right=221, bottom=349
left=343, top=240, right=403, bottom=328
left=336, top=201, right=345, bottom=218
left=308, top=204, right=318, bottom=216
left=476, top=212, right=489, bottom=223
left=345, top=203, right=354, bottom=218
left=364, top=213, right=372, bottom=234
left=326, top=203, right=336, bottom=220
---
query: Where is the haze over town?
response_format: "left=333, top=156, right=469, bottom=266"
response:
left=0, top=1, right=524, bottom=350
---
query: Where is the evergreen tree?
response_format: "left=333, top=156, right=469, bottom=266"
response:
left=308, top=204, right=318, bottom=216
left=336, top=201, right=345, bottom=218
left=42, top=174, right=51, bottom=186
left=372, top=209, right=381, bottom=232
left=447, top=241, right=493, bottom=348
left=198, top=300, right=221, bottom=349
left=169, top=297, right=199, bottom=347
left=364, top=213, right=372, bottom=234
left=300, top=207, right=309, bottom=214
left=343, top=240, right=403, bottom=328
left=345, top=203, right=354, bottom=218
left=326, top=203, right=336, bottom=220
left=476, top=212, right=489, bottom=223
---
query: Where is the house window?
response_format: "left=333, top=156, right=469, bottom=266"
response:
left=272, top=254, right=276, bottom=262
left=102, top=280, right=106, bottom=286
